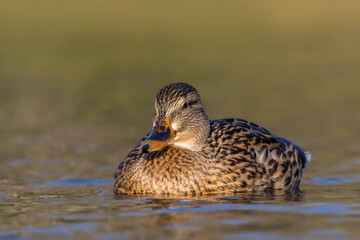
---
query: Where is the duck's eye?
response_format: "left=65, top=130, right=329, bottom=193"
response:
left=182, top=102, right=189, bottom=109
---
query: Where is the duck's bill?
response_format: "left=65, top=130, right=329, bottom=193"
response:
left=140, top=118, right=176, bottom=153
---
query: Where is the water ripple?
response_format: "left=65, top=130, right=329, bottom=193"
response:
left=44, top=178, right=113, bottom=186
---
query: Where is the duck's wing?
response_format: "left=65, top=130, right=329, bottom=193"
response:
left=209, top=118, right=308, bottom=166
left=207, top=119, right=308, bottom=190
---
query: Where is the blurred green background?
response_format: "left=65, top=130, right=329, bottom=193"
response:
left=0, top=0, right=359, bottom=153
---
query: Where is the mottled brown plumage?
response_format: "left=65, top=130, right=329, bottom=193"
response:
left=114, top=83, right=310, bottom=195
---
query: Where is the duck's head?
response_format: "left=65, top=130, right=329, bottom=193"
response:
left=140, top=83, right=210, bottom=153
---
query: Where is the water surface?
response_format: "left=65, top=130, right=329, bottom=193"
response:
left=1, top=120, right=359, bottom=240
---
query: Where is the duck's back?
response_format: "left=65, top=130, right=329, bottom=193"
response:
left=203, top=118, right=309, bottom=191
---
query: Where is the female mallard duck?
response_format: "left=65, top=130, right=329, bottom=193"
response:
left=114, top=83, right=311, bottom=195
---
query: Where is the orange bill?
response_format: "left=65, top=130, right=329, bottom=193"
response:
left=140, top=117, right=176, bottom=153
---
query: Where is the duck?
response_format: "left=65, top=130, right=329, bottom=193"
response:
left=114, top=83, right=311, bottom=195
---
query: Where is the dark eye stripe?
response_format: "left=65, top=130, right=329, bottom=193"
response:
left=187, top=100, right=198, bottom=107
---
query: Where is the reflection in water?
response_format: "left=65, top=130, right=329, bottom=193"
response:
left=115, top=190, right=304, bottom=207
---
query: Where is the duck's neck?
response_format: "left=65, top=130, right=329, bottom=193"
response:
left=170, top=120, right=210, bottom=151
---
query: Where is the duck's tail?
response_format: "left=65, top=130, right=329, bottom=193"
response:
left=294, top=146, right=311, bottom=168
left=304, top=152, right=312, bottom=166
left=275, top=136, right=311, bottom=168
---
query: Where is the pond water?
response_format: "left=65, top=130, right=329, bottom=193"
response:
left=1, top=1, right=360, bottom=239
left=1, top=107, right=359, bottom=240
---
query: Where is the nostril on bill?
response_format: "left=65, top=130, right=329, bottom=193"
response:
left=159, top=126, right=166, bottom=132
left=141, top=144, right=150, bottom=153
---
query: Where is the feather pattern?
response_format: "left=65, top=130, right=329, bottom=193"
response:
left=114, top=83, right=310, bottom=195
